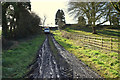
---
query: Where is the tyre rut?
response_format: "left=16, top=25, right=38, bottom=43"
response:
left=26, top=34, right=103, bottom=79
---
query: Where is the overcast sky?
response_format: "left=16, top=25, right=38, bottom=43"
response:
left=31, top=0, right=77, bottom=26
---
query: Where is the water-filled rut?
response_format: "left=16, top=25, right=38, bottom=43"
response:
left=26, top=34, right=102, bottom=79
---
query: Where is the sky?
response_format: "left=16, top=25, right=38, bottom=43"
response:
left=31, top=0, right=77, bottom=26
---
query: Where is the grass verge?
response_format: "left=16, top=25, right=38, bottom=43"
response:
left=2, top=34, right=45, bottom=78
left=52, top=30, right=119, bottom=78
left=48, top=34, right=60, bottom=62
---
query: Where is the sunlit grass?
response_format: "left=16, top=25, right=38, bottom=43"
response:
left=0, top=30, right=1, bottom=35
left=52, top=30, right=119, bottom=78
left=2, top=34, right=46, bottom=78
left=65, top=27, right=120, bottom=39
left=0, top=30, right=1, bottom=38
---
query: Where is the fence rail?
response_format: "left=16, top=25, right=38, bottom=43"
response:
left=77, top=35, right=119, bottom=53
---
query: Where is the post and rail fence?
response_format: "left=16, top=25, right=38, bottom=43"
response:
left=77, top=35, right=119, bottom=53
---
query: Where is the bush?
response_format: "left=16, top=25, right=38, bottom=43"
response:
left=2, top=37, right=13, bottom=50
left=14, top=9, right=41, bottom=39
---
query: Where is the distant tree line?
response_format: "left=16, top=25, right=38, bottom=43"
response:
left=68, top=2, right=120, bottom=34
left=2, top=2, right=42, bottom=39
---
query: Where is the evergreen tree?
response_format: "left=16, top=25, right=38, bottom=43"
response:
left=2, top=2, right=41, bottom=39
left=55, top=9, right=66, bottom=29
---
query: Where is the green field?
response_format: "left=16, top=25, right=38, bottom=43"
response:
left=52, top=28, right=119, bottom=78
left=64, top=26, right=120, bottom=39
left=0, top=29, right=1, bottom=79
left=2, top=34, right=45, bottom=78
left=0, top=30, right=1, bottom=35
left=0, top=30, right=1, bottom=38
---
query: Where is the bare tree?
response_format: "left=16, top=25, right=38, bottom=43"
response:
left=42, top=15, right=47, bottom=27
left=68, top=2, right=112, bottom=34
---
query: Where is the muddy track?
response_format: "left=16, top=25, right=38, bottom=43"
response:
left=26, top=34, right=103, bottom=79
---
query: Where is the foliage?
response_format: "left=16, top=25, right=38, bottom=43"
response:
left=52, top=30, right=119, bottom=78
left=55, top=9, right=66, bottom=29
left=110, top=1, right=120, bottom=13
left=78, top=16, right=86, bottom=26
left=2, top=34, right=45, bottom=78
left=67, top=2, right=119, bottom=34
left=68, top=2, right=110, bottom=24
left=14, top=11, right=41, bottom=39
left=2, top=2, right=41, bottom=39
left=111, top=14, right=119, bottom=26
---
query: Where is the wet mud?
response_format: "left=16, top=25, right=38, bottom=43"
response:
left=26, top=34, right=103, bottom=79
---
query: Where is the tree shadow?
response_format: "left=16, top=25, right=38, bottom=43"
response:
left=64, top=25, right=120, bottom=38
left=97, top=30, right=120, bottom=37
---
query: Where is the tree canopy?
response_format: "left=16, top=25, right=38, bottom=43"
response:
left=2, top=2, right=41, bottom=39
left=78, top=16, right=86, bottom=26
left=68, top=2, right=119, bottom=34
left=110, top=1, right=120, bottom=13
left=55, top=9, right=66, bottom=29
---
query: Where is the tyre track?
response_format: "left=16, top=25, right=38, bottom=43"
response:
left=27, top=35, right=73, bottom=79
left=51, top=35, right=102, bottom=79
left=27, top=35, right=60, bottom=79
left=26, top=34, right=103, bottom=79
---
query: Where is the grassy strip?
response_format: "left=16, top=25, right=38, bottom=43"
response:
left=48, top=35, right=58, bottom=55
left=52, top=30, right=119, bottom=78
left=48, top=35, right=60, bottom=62
left=2, top=34, right=46, bottom=78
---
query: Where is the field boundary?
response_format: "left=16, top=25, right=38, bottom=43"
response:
left=77, top=35, right=119, bottom=53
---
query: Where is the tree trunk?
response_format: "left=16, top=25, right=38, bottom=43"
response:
left=88, top=20, right=92, bottom=26
left=2, top=8, right=8, bottom=38
left=92, top=26, right=97, bottom=34
left=109, top=14, right=112, bottom=25
left=92, top=2, right=97, bottom=34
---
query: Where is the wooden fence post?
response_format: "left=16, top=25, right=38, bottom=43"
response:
left=88, top=36, right=90, bottom=43
left=118, top=41, right=120, bottom=53
left=83, top=36, right=85, bottom=49
left=94, top=37, right=96, bottom=50
left=101, top=37, right=103, bottom=49
left=84, top=36, right=85, bottom=43
left=110, top=37, right=113, bottom=52
left=94, top=37, right=96, bottom=44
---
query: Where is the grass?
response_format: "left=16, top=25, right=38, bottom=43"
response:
left=97, top=29, right=120, bottom=38
left=0, top=29, right=1, bottom=78
left=52, top=30, right=119, bottom=78
left=48, top=35, right=58, bottom=54
left=65, top=26, right=120, bottom=39
left=0, top=30, right=1, bottom=39
left=2, top=34, right=46, bottom=78
left=48, top=35, right=60, bottom=62
left=0, top=30, right=1, bottom=35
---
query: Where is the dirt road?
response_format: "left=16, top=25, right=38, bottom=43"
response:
left=26, top=34, right=102, bottom=79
